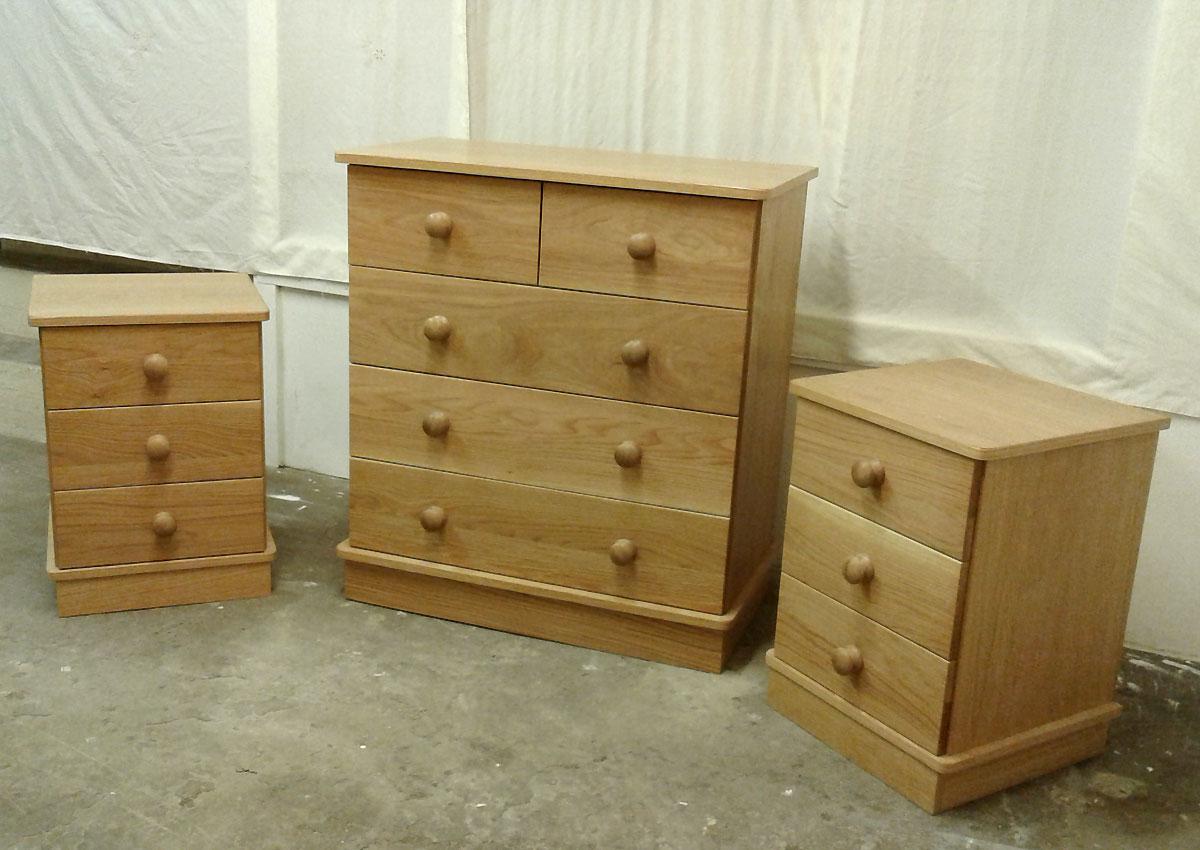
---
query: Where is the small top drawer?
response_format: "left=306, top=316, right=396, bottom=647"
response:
left=348, top=167, right=541, bottom=285
left=40, top=323, right=262, bottom=410
left=539, top=183, right=758, bottom=308
left=791, top=400, right=978, bottom=558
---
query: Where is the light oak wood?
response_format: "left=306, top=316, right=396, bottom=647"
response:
left=349, top=366, right=737, bottom=515
left=28, top=272, right=268, bottom=326
left=791, top=358, right=1170, bottom=460
left=783, top=487, right=963, bottom=658
left=335, top=137, right=818, bottom=200
left=349, top=266, right=747, bottom=414
left=348, top=459, right=728, bottom=612
left=45, top=400, right=264, bottom=490
left=774, top=576, right=951, bottom=752
left=791, top=399, right=978, bottom=558
left=39, top=323, right=262, bottom=409
left=347, top=166, right=541, bottom=284
left=51, top=478, right=265, bottom=568
left=540, top=183, right=758, bottom=308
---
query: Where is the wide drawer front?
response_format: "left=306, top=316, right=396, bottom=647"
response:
left=349, top=267, right=748, bottom=415
left=774, top=576, right=952, bottom=753
left=350, top=366, right=737, bottom=515
left=40, top=323, right=262, bottom=410
left=46, top=400, right=263, bottom=491
left=349, top=459, right=729, bottom=613
left=790, top=400, right=977, bottom=558
left=783, top=487, right=963, bottom=658
left=51, top=478, right=265, bottom=568
left=539, top=183, right=758, bottom=308
left=348, top=166, right=541, bottom=285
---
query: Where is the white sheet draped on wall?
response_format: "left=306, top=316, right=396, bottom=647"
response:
left=1, top=0, right=1197, bottom=416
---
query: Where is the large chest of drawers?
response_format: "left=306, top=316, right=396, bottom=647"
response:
left=767, top=359, right=1169, bottom=811
left=335, top=138, right=816, bottom=671
left=29, top=273, right=274, bottom=616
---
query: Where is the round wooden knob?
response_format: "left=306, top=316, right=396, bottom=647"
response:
left=422, top=410, right=451, bottom=438
left=850, top=458, right=886, bottom=488
left=152, top=511, right=177, bottom=538
left=142, top=353, right=169, bottom=382
left=610, top=538, right=638, bottom=566
left=423, top=315, right=453, bottom=343
left=419, top=505, right=447, bottom=532
left=145, top=433, right=171, bottom=461
left=614, top=440, right=642, bottom=468
left=424, top=211, right=453, bottom=239
left=627, top=232, right=656, bottom=260
left=831, top=645, right=864, bottom=676
left=842, top=554, right=875, bottom=584
left=620, top=339, right=650, bottom=368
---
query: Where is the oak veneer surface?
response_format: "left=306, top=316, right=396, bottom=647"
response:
left=27, top=272, right=268, bottom=326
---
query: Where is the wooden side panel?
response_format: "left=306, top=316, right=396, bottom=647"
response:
left=945, top=433, right=1159, bottom=752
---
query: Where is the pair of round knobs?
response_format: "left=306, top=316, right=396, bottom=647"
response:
left=422, top=211, right=656, bottom=263
left=416, top=506, right=637, bottom=566
left=422, top=316, right=651, bottom=369
left=421, top=413, right=642, bottom=470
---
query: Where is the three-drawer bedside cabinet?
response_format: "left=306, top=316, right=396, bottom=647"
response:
left=335, top=138, right=817, bottom=671
left=767, top=358, right=1169, bottom=811
left=29, top=273, right=275, bottom=616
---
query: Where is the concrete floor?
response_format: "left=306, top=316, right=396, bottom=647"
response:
left=2, top=260, right=1198, bottom=849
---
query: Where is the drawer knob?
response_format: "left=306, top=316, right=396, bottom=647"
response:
left=842, top=554, right=875, bottom=584
left=152, top=510, right=177, bottom=538
left=145, top=433, right=172, bottom=461
left=422, top=410, right=451, bottom=438
left=610, top=538, right=638, bottom=566
left=423, top=315, right=453, bottom=343
left=831, top=645, right=864, bottom=676
left=424, top=211, right=453, bottom=239
left=850, top=458, right=886, bottom=489
left=614, top=440, right=643, bottom=468
left=620, top=339, right=650, bottom=368
left=419, top=505, right=447, bottom=532
left=142, top=352, right=169, bottom=382
left=627, top=232, right=656, bottom=260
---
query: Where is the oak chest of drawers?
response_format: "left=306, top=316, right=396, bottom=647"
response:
left=767, top=359, right=1169, bottom=811
left=335, top=138, right=817, bottom=671
left=29, top=273, right=275, bottom=616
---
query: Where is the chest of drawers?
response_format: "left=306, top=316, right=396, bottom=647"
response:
left=335, top=138, right=817, bottom=671
left=29, top=273, right=274, bottom=616
left=767, top=359, right=1169, bottom=811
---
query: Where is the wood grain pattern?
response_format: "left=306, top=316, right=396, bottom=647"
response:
left=45, top=401, right=263, bottom=490
left=39, top=323, right=262, bottom=410
left=791, top=359, right=1170, bottom=460
left=348, top=459, right=729, bottom=612
left=348, top=166, right=541, bottom=284
left=51, top=478, right=265, bottom=568
left=350, top=366, right=737, bottom=515
left=790, top=399, right=978, bottom=558
left=28, top=272, right=267, bottom=327
left=783, top=487, right=963, bottom=658
left=774, top=576, right=952, bottom=752
left=349, top=266, right=747, bottom=414
left=539, top=183, right=758, bottom=308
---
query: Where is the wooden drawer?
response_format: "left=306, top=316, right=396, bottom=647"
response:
left=791, top=400, right=977, bottom=557
left=39, top=323, right=261, bottom=410
left=348, top=167, right=541, bottom=285
left=775, top=576, right=952, bottom=752
left=51, top=478, right=265, bottom=568
left=349, top=459, right=729, bottom=613
left=783, top=487, right=963, bottom=658
left=350, top=366, right=737, bottom=515
left=349, top=266, right=747, bottom=415
left=539, top=183, right=757, bottom=308
left=46, top=401, right=264, bottom=491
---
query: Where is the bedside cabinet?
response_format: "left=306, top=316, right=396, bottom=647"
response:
left=767, top=359, right=1169, bottom=811
left=335, top=138, right=817, bottom=671
left=29, top=273, right=274, bottom=616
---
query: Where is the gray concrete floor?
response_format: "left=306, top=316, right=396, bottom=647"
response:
left=2, top=259, right=1198, bottom=849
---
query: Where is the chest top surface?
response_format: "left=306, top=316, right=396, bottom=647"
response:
left=28, top=272, right=268, bottom=327
left=791, top=358, right=1170, bottom=460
